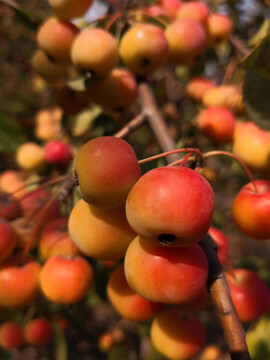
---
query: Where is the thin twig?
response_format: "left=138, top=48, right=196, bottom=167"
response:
left=114, top=113, right=146, bottom=138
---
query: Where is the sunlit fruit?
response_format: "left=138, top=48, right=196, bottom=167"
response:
left=225, top=268, right=270, bottom=322
left=0, top=170, right=26, bottom=198
left=176, top=1, right=209, bottom=25
left=124, top=236, right=209, bottom=304
left=68, top=199, right=135, bottom=260
left=119, top=23, right=168, bottom=77
left=71, top=27, right=118, bottom=78
left=44, top=140, right=73, bottom=169
left=107, top=264, right=164, bottom=322
left=73, top=136, right=141, bottom=208
left=37, top=17, right=79, bottom=64
left=16, top=142, right=45, bottom=171
left=47, top=0, right=93, bottom=20
left=0, top=253, right=41, bottom=308
left=150, top=307, right=205, bottom=360
left=206, top=13, right=233, bottom=47
left=165, top=19, right=206, bottom=65
left=40, top=255, right=93, bottom=304
left=232, top=122, right=270, bottom=172
left=161, top=0, right=182, bottom=19
left=197, top=107, right=236, bottom=143
left=186, top=76, right=216, bottom=102
left=126, top=166, right=214, bottom=246
left=231, top=180, right=270, bottom=240
left=35, top=107, right=63, bottom=141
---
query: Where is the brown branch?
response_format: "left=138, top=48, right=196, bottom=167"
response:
left=199, top=235, right=251, bottom=360
left=229, top=35, right=250, bottom=60
left=114, top=113, right=146, bottom=138
left=138, top=81, right=180, bottom=163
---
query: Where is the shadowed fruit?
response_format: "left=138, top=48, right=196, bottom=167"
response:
left=107, top=264, right=164, bottom=322
left=0, top=322, right=24, bottom=349
left=68, top=199, right=136, bottom=260
left=150, top=307, right=205, bottom=360
left=47, top=0, right=93, bottom=20
left=24, top=318, right=53, bottom=346
left=0, top=219, right=17, bottom=263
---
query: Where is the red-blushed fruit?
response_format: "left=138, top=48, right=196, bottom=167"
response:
left=225, top=268, right=270, bottom=322
left=24, top=318, right=53, bottom=346
left=89, top=68, right=138, bottom=112
left=68, top=199, right=136, bottom=260
left=39, top=218, right=80, bottom=259
left=39, top=255, right=93, bottom=304
left=0, top=191, right=21, bottom=220
left=16, top=142, right=45, bottom=172
left=73, top=136, right=141, bottom=208
left=37, top=17, right=79, bottom=64
left=197, top=107, right=236, bottom=143
left=98, top=332, right=115, bottom=353
left=0, top=219, right=17, bottom=263
left=0, top=322, right=24, bottom=349
left=231, top=180, right=270, bottom=240
left=186, top=76, right=216, bottom=102
left=124, top=236, right=209, bottom=304
left=126, top=166, right=214, bottom=247
left=44, top=140, right=73, bottom=169
left=119, top=23, right=168, bottom=77
left=71, top=27, right=118, bottom=78
left=199, top=344, right=222, bottom=360
left=31, top=49, right=69, bottom=85
left=208, top=227, right=229, bottom=265
left=206, top=13, right=233, bottom=47
left=47, top=0, right=93, bottom=20
left=107, top=264, right=165, bottom=322
left=150, top=307, right=205, bottom=360
left=176, top=1, right=209, bottom=25
left=232, top=122, right=270, bottom=172
left=165, top=19, right=206, bottom=65
left=142, top=4, right=166, bottom=18
left=20, top=188, right=61, bottom=225
left=161, top=0, right=182, bottom=19
left=0, top=253, right=41, bottom=308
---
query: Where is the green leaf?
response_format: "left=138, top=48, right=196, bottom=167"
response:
left=53, top=323, right=68, bottom=360
left=243, top=69, right=270, bottom=126
left=241, top=35, right=270, bottom=80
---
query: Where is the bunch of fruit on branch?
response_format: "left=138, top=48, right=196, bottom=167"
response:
left=0, top=0, right=270, bottom=358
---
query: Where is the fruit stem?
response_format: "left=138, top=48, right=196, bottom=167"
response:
left=22, top=176, right=72, bottom=258
left=203, top=150, right=259, bottom=193
left=179, top=152, right=193, bottom=167
left=138, top=148, right=203, bottom=165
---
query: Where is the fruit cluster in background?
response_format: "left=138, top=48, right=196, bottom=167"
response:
left=0, top=0, right=270, bottom=359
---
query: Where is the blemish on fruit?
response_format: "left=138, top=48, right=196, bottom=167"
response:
left=73, top=170, right=79, bottom=186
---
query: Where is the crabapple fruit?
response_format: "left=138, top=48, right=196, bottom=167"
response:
left=24, top=318, right=53, bottom=346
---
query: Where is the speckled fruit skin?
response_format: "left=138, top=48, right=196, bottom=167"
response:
left=231, top=180, right=270, bottom=240
left=73, top=136, right=141, bottom=208
left=197, top=107, right=236, bottom=143
left=48, top=0, right=93, bottom=20
left=124, top=236, right=209, bottom=304
left=40, top=255, right=93, bottom=304
left=225, top=268, right=270, bottom=322
left=107, top=264, right=164, bottom=322
left=126, top=166, right=214, bottom=247
left=68, top=199, right=136, bottom=261
left=0, top=254, right=41, bottom=308
left=71, top=28, right=118, bottom=78
left=119, top=23, right=168, bottom=76
left=150, top=307, right=205, bottom=360
left=165, top=19, right=206, bottom=65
